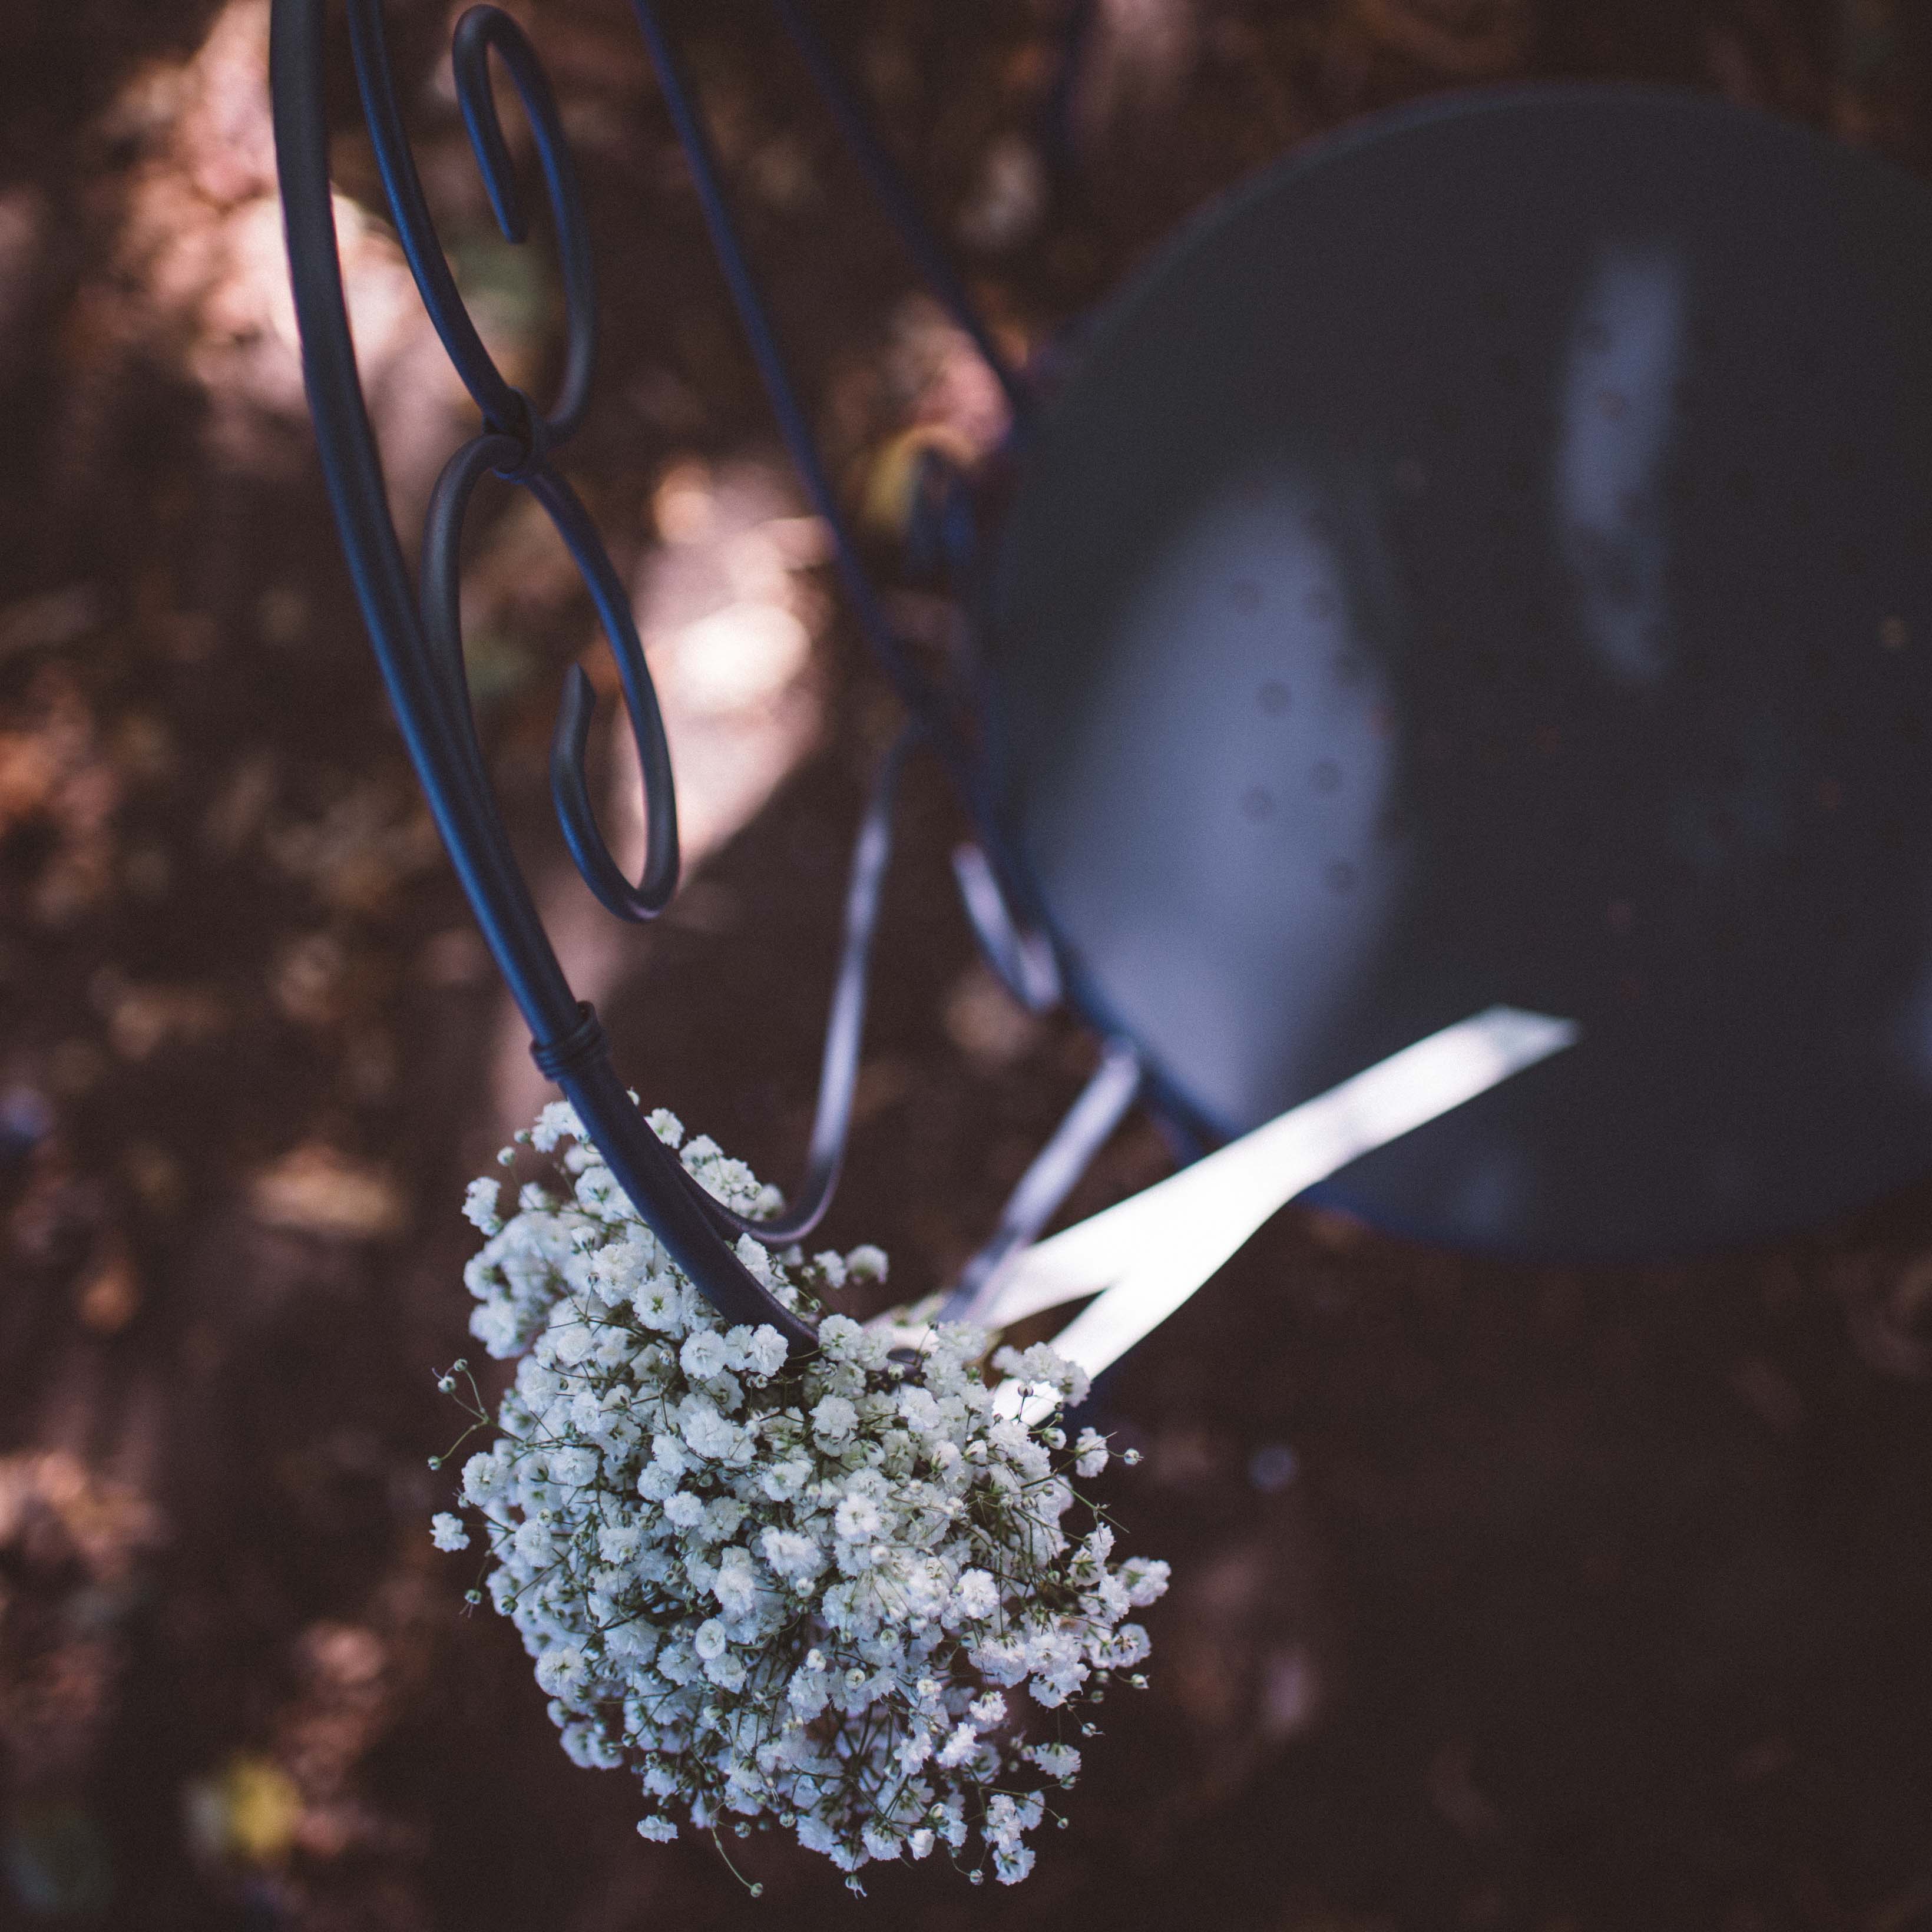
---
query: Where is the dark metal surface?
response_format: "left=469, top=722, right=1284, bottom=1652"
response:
left=987, top=85, right=1932, bottom=1259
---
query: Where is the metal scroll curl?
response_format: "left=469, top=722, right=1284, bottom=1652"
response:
left=268, top=0, right=932, bottom=1352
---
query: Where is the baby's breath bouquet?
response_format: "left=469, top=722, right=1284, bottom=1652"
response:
left=432, top=1100, right=1168, bottom=1888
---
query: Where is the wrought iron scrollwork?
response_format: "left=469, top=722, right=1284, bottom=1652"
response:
left=269, top=0, right=1030, bottom=1350
left=351, top=0, right=677, bottom=928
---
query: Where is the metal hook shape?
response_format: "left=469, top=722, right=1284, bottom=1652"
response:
left=418, top=434, right=680, bottom=922
left=346, top=0, right=595, bottom=457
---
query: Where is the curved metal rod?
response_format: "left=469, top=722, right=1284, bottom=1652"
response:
left=686, top=724, right=920, bottom=1249
left=624, top=0, right=985, bottom=796
left=271, top=0, right=813, bottom=1351
left=419, top=436, right=680, bottom=921
left=765, top=0, right=1033, bottom=429
left=624, top=0, right=1066, bottom=1003
left=452, top=6, right=598, bottom=442
left=347, top=0, right=594, bottom=452
left=939, top=1040, right=1144, bottom=1325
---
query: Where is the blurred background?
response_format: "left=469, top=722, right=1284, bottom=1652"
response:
left=2, top=1, right=1931, bottom=1926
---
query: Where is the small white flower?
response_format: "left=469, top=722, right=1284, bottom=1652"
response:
left=679, top=1329, right=729, bottom=1381
left=462, top=1177, right=502, bottom=1233
left=430, top=1511, right=470, bottom=1552
left=597, top=1524, right=642, bottom=1564
left=680, top=1403, right=746, bottom=1463
left=758, top=1455, right=812, bottom=1501
left=712, top=1550, right=757, bottom=1620
left=1120, top=1556, right=1171, bottom=1607
left=759, top=1527, right=821, bottom=1579
left=936, top=1722, right=981, bottom=1768
left=788, top=1664, right=831, bottom=1719
left=561, top=1721, right=622, bottom=1769
left=705, top=1649, right=747, bottom=1691
left=534, top=1645, right=587, bottom=1697
left=951, top=1568, right=1000, bottom=1622
left=993, top=1341, right=1091, bottom=1411
left=810, top=1394, right=857, bottom=1444
left=833, top=1492, right=883, bottom=1541
left=994, top=1844, right=1035, bottom=1885
left=632, top=1278, right=687, bottom=1332
left=743, top=1325, right=788, bottom=1378
left=530, top=1100, right=581, bottom=1152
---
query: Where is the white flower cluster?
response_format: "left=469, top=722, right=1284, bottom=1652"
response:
left=437, top=1101, right=1169, bottom=1888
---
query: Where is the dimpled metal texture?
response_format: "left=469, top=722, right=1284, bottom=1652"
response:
left=984, top=85, right=1932, bottom=1261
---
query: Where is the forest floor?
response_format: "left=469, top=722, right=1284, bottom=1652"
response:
left=2, top=2, right=1931, bottom=1928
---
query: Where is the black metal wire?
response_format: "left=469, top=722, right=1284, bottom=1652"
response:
left=940, top=1037, right=1143, bottom=1325
left=622, top=0, right=1024, bottom=830
left=691, top=724, right=921, bottom=1249
left=765, top=0, right=1034, bottom=429
left=348, top=0, right=592, bottom=454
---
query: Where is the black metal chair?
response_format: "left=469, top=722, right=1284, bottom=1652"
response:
left=272, top=3, right=1932, bottom=1349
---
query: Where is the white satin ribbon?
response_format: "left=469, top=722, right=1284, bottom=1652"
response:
left=869, top=1005, right=1578, bottom=1417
